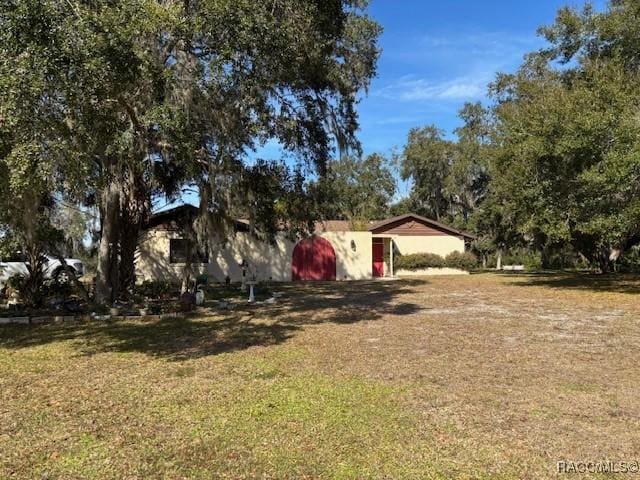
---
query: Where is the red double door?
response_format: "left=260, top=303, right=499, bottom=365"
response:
left=372, top=241, right=384, bottom=277
left=292, top=236, right=336, bottom=281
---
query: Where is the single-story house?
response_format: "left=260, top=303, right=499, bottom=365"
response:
left=136, top=205, right=474, bottom=283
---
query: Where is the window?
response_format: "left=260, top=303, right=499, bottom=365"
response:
left=169, top=239, right=208, bottom=264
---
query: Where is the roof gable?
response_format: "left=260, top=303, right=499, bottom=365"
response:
left=369, top=213, right=475, bottom=239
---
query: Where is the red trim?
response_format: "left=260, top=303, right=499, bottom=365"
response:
left=372, top=242, right=384, bottom=277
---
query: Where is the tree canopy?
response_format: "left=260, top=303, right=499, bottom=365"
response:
left=317, top=153, right=396, bottom=223
left=397, top=0, right=640, bottom=271
left=399, top=102, right=490, bottom=228
left=488, top=0, right=640, bottom=270
left=0, top=0, right=381, bottom=300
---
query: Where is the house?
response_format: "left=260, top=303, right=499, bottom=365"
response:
left=135, top=206, right=474, bottom=283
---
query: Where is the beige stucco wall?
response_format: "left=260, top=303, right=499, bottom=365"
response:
left=392, top=235, right=465, bottom=258
left=136, top=230, right=209, bottom=283
left=136, top=229, right=373, bottom=283
left=325, top=231, right=372, bottom=281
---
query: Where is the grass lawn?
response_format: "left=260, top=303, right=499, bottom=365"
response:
left=2, top=273, right=640, bottom=479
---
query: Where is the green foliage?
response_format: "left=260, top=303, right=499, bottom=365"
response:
left=0, top=235, right=21, bottom=261
left=4, top=272, right=79, bottom=308
left=444, top=251, right=478, bottom=271
left=316, top=154, right=396, bottom=222
left=618, top=246, right=640, bottom=273
left=5, top=274, right=26, bottom=294
left=396, top=2, right=640, bottom=272
left=400, top=103, right=491, bottom=227
left=136, top=280, right=181, bottom=300
left=0, top=0, right=382, bottom=301
left=393, top=251, right=479, bottom=271
left=501, top=250, right=543, bottom=271
left=401, top=126, right=453, bottom=222
left=395, top=253, right=445, bottom=270
left=488, top=0, right=640, bottom=271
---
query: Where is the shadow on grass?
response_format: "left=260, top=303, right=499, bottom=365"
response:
left=501, top=271, right=640, bottom=295
left=0, top=279, right=426, bottom=361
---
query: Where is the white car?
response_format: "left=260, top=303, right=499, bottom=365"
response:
left=0, top=253, right=84, bottom=286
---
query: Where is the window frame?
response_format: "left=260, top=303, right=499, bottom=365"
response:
left=169, top=238, right=208, bottom=264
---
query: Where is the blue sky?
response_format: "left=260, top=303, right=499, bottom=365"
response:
left=172, top=0, right=606, bottom=208
left=360, top=0, right=580, bottom=151
left=259, top=0, right=606, bottom=197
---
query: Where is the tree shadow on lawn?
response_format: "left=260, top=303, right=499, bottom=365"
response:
left=0, top=279, right=426, bottom=361
left=501, top=271, right=640, bottom=295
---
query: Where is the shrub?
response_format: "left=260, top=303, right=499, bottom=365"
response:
left=136, top=280, right=181, bottom=299
left=395, top=253, right=445, bottom=270
left=502, top=249, right=542, bottom=270
left=616, top=245, right=640, bottom=273
left=444, top=251, right=478, bottom=270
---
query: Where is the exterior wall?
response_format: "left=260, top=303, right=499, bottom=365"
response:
left=136, top=229, right=372, bottom=283
left=392, top=235, right=465, bottom=258
left=325, top=231, right=372, bottom=281
left=136, top=230, right=209, bottom=283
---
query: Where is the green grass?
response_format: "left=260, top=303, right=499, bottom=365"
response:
left=0, top=338, right=431, bottom=479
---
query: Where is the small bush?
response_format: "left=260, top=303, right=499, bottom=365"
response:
left=618, top=245, right=640, bottom=273
left=502, top=249, right=542, bottom=270
left=395, top=253, right=445, bottom=270
left=444, top=251, right=478, bottom=270
left=136, top=280, right=181, bottom=299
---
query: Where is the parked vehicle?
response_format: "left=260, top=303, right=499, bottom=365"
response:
left=0, top=253, right=84, bottom=286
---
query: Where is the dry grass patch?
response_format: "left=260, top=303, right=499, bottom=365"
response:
left=1, top=274, right=640, bottom=478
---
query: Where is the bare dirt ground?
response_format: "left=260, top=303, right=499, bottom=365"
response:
left=1, top=273, right=639, bottom=479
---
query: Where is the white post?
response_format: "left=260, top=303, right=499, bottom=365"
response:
left=248, top=283, right=255, bottom=303
left=389, top=238, right=394, bottom=278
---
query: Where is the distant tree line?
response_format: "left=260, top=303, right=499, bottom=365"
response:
left=385, top=0, right=640, bottom=272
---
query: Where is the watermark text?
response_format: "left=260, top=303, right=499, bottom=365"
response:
left=558, top=460, right=640, bottom=474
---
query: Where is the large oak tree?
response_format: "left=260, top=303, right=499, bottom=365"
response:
left=0, top=0, right=381, bottom=301
left=489, top=0, right=640, bottom=270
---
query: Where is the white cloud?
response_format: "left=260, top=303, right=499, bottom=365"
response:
left=374, top=75, right=488, bottom=102
left=373, top=30, right=542, bottom=103
left=374, top=30, right=542, bottom=103
left=417, top=32, right=541, bottom=63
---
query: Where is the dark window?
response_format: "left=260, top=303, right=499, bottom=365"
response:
left=169, top=239, right=208, bottom=264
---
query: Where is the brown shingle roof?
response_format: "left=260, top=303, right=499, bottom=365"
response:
left=313, top=220, right=357, bottom=232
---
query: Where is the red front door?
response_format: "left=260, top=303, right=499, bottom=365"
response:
left=372, top=242, right=384, bottom=277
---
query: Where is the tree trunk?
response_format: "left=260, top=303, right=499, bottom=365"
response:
left=118, top=196, right=143, bottom=299
left=181, top=239, right=194, bottom=294
left=117, top=164, right=151, bottom=298
left=496, top=248, right=502, bottom=270
left=541, top=246, right=551, bottom=270
left=118, top=228, right=139, bottom=298
left=96, top=181, right=121, bottom=304
left=597, top=249, right=612, bottom=274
